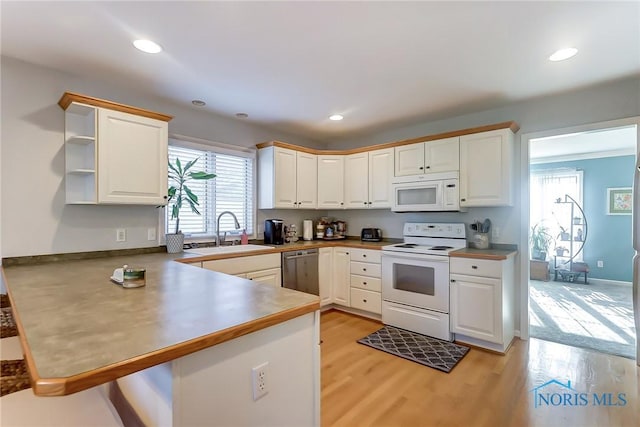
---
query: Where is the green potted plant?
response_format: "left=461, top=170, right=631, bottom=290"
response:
left=530, top=223, right=553, bottom=261
left=164, top=157, right=216, bottom=253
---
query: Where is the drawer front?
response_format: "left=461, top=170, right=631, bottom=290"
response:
left=350, top=275, right=382, bottom=292
left=349, top=249, right=381, bottom=264
left=350, top=261, right=381, bottom=278
left=350, top=288, right=382, bottom=314
left=203, top=253, right=281, bottom=275
left=450, top=257, right=502, bottom=278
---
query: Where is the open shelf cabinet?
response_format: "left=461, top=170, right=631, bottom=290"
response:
left=64, top=102, right=97, bottom=204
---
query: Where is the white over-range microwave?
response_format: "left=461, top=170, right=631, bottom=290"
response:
left=391, top=171, right=461, bottom=212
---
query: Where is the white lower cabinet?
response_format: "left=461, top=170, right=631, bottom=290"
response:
left=449, top=255, right=515, bottom=353
left=318, top=248, right=333, bottom=306
left=202, top=253, right=281, bottom=286
left=332, top=247, right=351, bottom=306
left=348, top=249, right=382, bottom=315
left=246, top=268, right=282, bottom=287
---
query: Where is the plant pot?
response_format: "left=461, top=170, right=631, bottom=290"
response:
left=166, top=233, right=185, bottom=253
left=532, top=250, right=547, bottom=261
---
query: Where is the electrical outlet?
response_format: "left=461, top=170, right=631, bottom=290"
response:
left=493, top=226, right=501, bottom=239
left=116, top=228, right=126, bottom=242
left=251, top=362, right=269, bottom=400
left=147, top=228, right=157, bottom=241
left=597, top=260, right=604, bottom=268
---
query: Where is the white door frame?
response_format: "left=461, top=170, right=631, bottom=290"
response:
left=519, top=116, right=640, bottom=345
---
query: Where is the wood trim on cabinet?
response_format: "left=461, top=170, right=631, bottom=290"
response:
left=58, top=92, right=173, bottom=122
left=256, top=121, right=520, bottom=154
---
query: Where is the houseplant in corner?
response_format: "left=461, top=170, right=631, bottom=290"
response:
left=530, top=223, right=553, bottom=261
left=164, top=157, right=216, bottom=253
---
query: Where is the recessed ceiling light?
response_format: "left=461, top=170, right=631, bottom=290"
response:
left=192, top=100, right=206, bottom=107
left=329, top=114, right=344, bottom=121
left=549, top=47, right=578, bottom=62
left=133, top=39, right=162, bottom=54
left=235, top=113, right=249, bottom=119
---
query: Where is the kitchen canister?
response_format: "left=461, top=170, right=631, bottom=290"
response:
left=303, top=219, right=313, bottom=241
left=469, top=232, right=490, bottom=249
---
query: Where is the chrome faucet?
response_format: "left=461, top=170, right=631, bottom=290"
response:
left=216, top=211, right=241, bottom=246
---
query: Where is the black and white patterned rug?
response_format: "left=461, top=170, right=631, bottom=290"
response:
left=358, top=325, right=470, bottom=373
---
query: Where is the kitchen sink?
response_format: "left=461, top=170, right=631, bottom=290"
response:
left=184, top=244, right=275, bottom=256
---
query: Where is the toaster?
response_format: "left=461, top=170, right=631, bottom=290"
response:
left=361, top=228, right=382, bottom=242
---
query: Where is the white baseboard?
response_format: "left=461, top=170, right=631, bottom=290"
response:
left=588, top=278, right=632, bottom=287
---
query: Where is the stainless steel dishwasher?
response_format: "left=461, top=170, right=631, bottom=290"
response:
left=282, top=249, right=319, bottom=295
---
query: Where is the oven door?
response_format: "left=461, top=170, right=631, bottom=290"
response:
left=381, top=251, right=450, bottom=313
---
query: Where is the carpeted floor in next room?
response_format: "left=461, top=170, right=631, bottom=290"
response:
left=529, top=279, right=636, bottom=359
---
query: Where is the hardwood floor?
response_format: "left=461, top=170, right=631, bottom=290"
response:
left=321, top=310, right=639, bottom=427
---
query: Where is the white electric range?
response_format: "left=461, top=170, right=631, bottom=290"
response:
left=381, top=222, right=466, bottom=341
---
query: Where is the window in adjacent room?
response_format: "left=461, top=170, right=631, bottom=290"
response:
left=165, top=137, right=255, bottom=240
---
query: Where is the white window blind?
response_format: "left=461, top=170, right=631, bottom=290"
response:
left=167, top=142, right=254, bottom=238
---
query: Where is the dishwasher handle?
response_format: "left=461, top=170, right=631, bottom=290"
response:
left=284, top=253, right=317, bottom=260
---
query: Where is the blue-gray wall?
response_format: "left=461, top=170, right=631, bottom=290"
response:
left=532, top=155, right=634, bottom=282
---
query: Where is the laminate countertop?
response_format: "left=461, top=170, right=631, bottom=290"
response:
left=449, top=247, right=518, bottom=260
left=2, top=252, right=319, bottom=396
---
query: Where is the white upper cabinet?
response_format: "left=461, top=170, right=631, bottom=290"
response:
left=258, top=146, right=317, bottom=209
left=295, top=151, right=318, bottom=208
left=459, top=129, right=514, bottom=207
left=317, top=155, right=344, bottom=209
left=345, top=148, right=393, bottom=209
left=97, top=109, right=168, bottom=204
left=344, top=152, right=369, bottom=208
left=368, top=148, right=393, bottom=208
left=394, top=137, right=459, bottom=176
left=60, top=93, right=170, bottom=205
left=424, top=137, right=459, bottom=173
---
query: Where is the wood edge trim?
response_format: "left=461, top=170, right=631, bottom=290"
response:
left=109, top=381, right=146, bottom=427
left=30, top=302, right=319, bottom=396
left=256, top=121, right=519, bottom=154
left=453, top=338, right=516, bottom=355
left=2, top=268, right=41, bottom=393
left=175, top=242, right=384, bottom=263
left=449, top=252, right=511, bottom=260
left=58, top=92, right=173, bottom=122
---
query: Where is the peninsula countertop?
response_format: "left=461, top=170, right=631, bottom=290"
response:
left=2, top=252, right=319, bottom=396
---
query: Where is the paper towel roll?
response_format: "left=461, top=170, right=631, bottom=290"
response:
left=303, top=220, right=313, bottom=241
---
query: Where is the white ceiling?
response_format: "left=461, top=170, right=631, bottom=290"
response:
left=2, top=1, right=639, bottom=141
left=530, top=125, right=637, bottom=162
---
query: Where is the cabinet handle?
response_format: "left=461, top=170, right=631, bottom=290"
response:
left=461, top=198, right=466, bottom=202
left=363, top=299, right=367, bottom=303
left=364, top=202, right=367, bottom=205
left=163, top=195, right=168, bottom=199
left=363, top=282, right=367, bottom=285
left=363, top=254, right=367, bottom=257
left=472, top=265, right=478, bottom=269
left=419, top=166, right=424, bottom=170
left=368, top=201, right=372, bottom=204
left=340, top=202, right=344, bottom=205
left=426, top=166, right=431, bottom=169
left=451, top=279, right=456, bottom=283
left=363, top=268, right=367, bottom=271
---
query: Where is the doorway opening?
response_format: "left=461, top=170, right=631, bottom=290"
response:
left=527, top=124, right=637, bottom=359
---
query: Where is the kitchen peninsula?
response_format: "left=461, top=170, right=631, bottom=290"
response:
left=2, top=252, right=320, bottom=426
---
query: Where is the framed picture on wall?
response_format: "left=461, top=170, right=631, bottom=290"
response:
left=606, top=187, right=632, bottom=215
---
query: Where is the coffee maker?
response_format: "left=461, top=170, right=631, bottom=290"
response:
left=264, top=219, right=284, bottom=245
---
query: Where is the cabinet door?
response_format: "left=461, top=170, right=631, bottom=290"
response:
left=450, top=274, right=502, bottom=343
left=368, top=148, right=393, bottom=208
left=246, top=268, right=282, bottom=287
left=273, top=147, right=298, bottom=208
left=344, top=153, right=369, bottom=208
left=460, top=129, right=514, bottom=207
left=332, top=248, right=350, bottom=306
left=424, top=137, right=459, bottom=173
left=296, top=151, right=317, bottom=208
left=317, top=155, right=345, bottom=209
left=394, top=143, right=424, bottom=176
left=318, top=248, right=333, bottom=306
left=97, top=109, right=167, bottom=204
